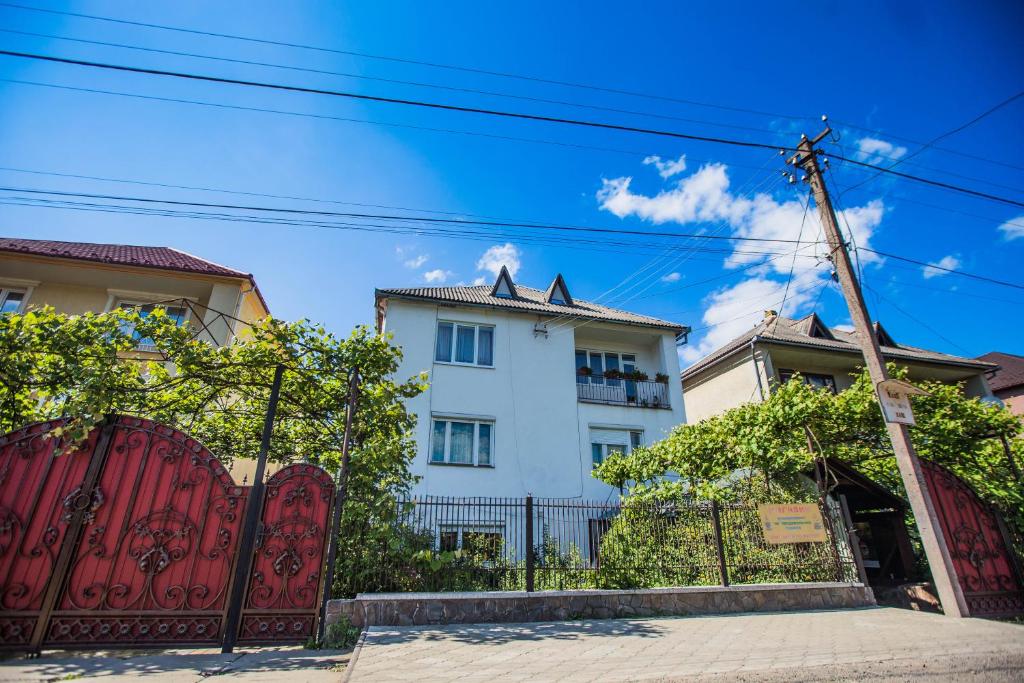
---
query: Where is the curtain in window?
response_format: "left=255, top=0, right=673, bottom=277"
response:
left=449, top=422, right=475, bottom=463
left=477, top=424, right=491, bottom=465
left=477, top=327, right=493, bottom=366
left=431, top=421, right=447, bottom=462
left=455, top=326, right=475, bottom=363
left=435, top=323, right=453, bottom=362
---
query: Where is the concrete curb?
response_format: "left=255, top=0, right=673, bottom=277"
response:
left=341, top=629, right=369, bottom=683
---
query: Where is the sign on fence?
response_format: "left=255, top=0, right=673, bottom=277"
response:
left=757, top=504, right=828, bottom=544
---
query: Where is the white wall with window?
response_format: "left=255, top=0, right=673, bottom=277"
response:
left=381, top=297, right=685, bottom=500
left=589, top=427, right=643, bottom=468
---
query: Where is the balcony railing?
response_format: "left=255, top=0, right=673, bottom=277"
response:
left=576, top=375, right=671, bottom=409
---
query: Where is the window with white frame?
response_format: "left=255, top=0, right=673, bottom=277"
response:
left=575, top=350, right=638, bottom=385
left=590, top=429, right=643, bottom=468
left=435, top=321, right=494, bottom=366
left=117, top=301, right=189, bottom=350
left=0, top=288, right=27, bottom=314
left=430, top=418, right=494, bottom=466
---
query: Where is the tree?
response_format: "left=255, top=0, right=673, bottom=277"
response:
left=594, top=365, right=1024, bottom=527
left=0, top=306, right=427, bottom=596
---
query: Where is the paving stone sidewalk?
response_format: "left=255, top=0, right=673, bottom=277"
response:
left=347, top=607, right=1024, bottom=682
left=0, top=646, right=349, bottom=682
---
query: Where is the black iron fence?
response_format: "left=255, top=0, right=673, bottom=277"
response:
left=357, top=496, right=859, bottom=594
left=576, top=376, right=671, bottom=409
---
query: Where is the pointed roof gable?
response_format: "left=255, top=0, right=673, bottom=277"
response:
left=489, top=265, right=518, bottom=299
left=873, top=322, right=896, bottom=347
left=544, top=273, right=574, bottom=306
left=793, top=313, right=834, bottom=340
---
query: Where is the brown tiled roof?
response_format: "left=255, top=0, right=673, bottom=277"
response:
left=682, top=313, right=996, bottom=380
left=976, top=352, right=1024, bottom=392
left=376, top=284, right=687, bottom=332
left=0, top=237, right=269, bottom=312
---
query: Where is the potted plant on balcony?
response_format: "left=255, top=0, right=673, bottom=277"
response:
left=577, top=366, right=592, bottom=377
left=626, top=369, right=649, bottom=382
left=603, top=368, right=622, bottom=380
left=654, top=372, right=670, bottom=384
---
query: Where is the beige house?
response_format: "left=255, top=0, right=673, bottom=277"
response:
left=0, top=237, right=269, bottom=345
left=0, top=236, right=272, bottom=480
left=976, top=352, right=1024, bottom=416
left=682, top=312, right=996, bottom=423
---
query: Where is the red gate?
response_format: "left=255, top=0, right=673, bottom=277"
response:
left=0, top=417, right=334, bottom=650
left=921, top=459, right=1024, bottom=618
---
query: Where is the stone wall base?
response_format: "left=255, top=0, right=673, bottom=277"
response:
left=326, top=582, right=875, bottom=629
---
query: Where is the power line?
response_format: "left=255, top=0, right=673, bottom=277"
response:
left=7, top=50, right=1021, bottom=211
left=862, top=280, right=973, bottom=356
left=0, top=28, right=791, bottom=139
left=858, top=247, right=1024, bottom=291
left=0, top=50, right=791, bottom=152
left=839, top=89, right=1024, bottom=196
left=0, top=1, right=803, bottom=122
left=0, top=185, right=816, bottom=244
left=829, top=153, right=1024, bottom=209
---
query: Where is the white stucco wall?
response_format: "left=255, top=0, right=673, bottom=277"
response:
left=382, top=298, right=685, bottom=500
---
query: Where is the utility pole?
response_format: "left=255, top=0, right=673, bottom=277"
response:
left=789, top=125, right=968, bottom=618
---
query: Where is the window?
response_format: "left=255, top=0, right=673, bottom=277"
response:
left=590, top=429, right=643, bottom=468
left=430, top=418, right=494, bottom=466
left=117, top=302, right=188, bottom=350
left=435, top=321, right=494, bottom=366
left=778, top=369, right=837, bottom=394
left=437, top=525, right=503, bottom=561
left=575, top=350, right=637, bottom=385
left=0, top=288, right=26, bottom=314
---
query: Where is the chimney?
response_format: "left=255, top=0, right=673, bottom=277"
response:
left=763, top=310, right=778, bottom=320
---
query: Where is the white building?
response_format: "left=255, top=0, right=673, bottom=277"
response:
left=375, top=267, right=689, bottom=501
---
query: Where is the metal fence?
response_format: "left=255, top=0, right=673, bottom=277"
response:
left=357, top=496, right=859, bottom=594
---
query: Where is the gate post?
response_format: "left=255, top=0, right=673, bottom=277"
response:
left=839, top=494, right=869, bottom=586
left=28, top=415, right=118, bottom=653
left=710, top=500, right=729, bottom=587
left=222, top=363, right=285, bottom=653
left=525, top=495, right=535, bottom=592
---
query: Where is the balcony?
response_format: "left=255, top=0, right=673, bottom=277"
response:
left=576, top=374, right=671, bottom=409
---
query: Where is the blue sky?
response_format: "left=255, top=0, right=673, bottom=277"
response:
left=1, top=1, right=1022, bottom=362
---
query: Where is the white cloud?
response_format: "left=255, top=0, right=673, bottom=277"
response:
left=922, top=254, right=961, bottom=279
left=598, top=158, right=888, bottom=368
left=403, top=254, right=429, bottom=269
left=643, top=154, right=687, bottom=179
left=998, top=215, right=1024, bottom=240
left=476, top=243, right=521, bottom=278
left=833, top=323, right=855, bottom=333
left=424, top=269, right=454, bottom=283
left=680, top=276, right=818, bottom=363
left=661, top=272, right=682, bottom=283
left=854, top=137, right=908, bottom=164
left=472, top=276, right=487, bottom=286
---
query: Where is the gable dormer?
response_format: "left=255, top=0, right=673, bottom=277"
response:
left=544, top=273, right=574, bottom=306
left=795, top=313, right=835, bottom=340
left=489, top=265, right=518, bottom=299
left=873, top=322, right=896, bottom=347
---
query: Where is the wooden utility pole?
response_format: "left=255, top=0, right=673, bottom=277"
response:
left=789, top=127, right=968, bottom=618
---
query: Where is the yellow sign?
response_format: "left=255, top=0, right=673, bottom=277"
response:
left=757, top=504, right=828, bottom=544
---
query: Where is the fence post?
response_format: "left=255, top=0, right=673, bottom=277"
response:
left=710, top=500, right=729, bottom=587
left=838, top=494, right=869, bottom=586
left=525, top=495, right=535, bottom=592
left=222, top=362, right=284, bottom=653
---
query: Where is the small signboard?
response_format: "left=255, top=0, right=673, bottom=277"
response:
left=877, top=379, right=930, bottom=426
left=757, top=504, right=828, bottom=544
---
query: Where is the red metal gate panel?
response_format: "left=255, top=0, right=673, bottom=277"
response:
left=0, top=417, right=335, bottom=651
left=0, top=421, right=94, bottom=648
left=48, top=417, right=249, bottom=646
left=921, top=459, right=1024, bottom=618
left=238, top=464, right=334, bottom=644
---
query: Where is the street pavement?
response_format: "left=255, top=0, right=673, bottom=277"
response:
left=347, top=607, right=1024, bottom=682
left=0, top=646, right=348, bottom=682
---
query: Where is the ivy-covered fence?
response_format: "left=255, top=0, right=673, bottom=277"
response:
left=350, top=496, right=859, bottom=595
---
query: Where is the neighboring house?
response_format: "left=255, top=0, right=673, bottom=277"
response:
left=0, top=236, right=272, bottom=481
left=0, top=237, right=269, bottom=347
left=976, top=352, right=1024, bottom=416
left=376, top=267, right=688, bottom=500
left=682, top=311, right=996, bottom=423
